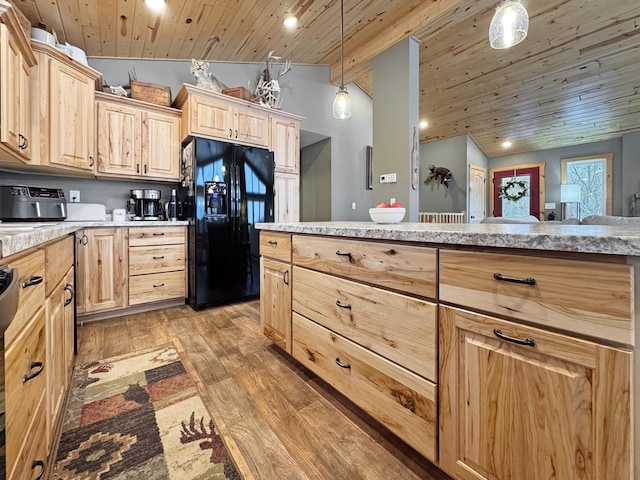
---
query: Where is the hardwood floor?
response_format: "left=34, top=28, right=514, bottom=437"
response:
left=75, top=300, right=452, bottom=480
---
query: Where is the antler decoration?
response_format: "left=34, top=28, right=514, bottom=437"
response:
left=180, top=412, right=229, bottom=464
left=253, top=51, right=292, bottom=109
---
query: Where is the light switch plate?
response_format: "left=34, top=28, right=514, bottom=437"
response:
left=544, top=202, right=556, bottom=209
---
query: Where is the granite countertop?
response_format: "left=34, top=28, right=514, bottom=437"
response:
left=256, top=221, right=640, bottom=256
left=0, top=220, right=189, bottom=258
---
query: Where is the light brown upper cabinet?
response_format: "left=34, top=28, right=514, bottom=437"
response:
left=30, top=42, right=102, bottom=174
left=175, top=84, right=269, bottom=147
left=0, top=7, right=36, bottom=163
left=271, top=117, right=299, bottom=173
left=96, top=92, right=181, bottom=181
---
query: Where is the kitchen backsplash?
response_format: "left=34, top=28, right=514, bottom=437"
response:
left=0, top=169, right=179, bottom=213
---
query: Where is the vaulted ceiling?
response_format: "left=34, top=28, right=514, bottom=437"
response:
left=13, top=0, right=640, bottom=157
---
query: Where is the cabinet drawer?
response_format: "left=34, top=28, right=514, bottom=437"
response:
left=439, top=250, right=634, bottom=345
left=292, top=313, right=437, bottom=462
left=293, top=266, right=437, bottom=381
left=293, top=236, right=437, bottom=299
left=260, top=231, right=291, bottom=262
left=9, top=394, right=47, bottom=480
left=129, top=270, right=185, bottom=305
left=129, top=244, right=186, bottom=275
left=44, top=234, right=74, bottom=296
left=4, top=249, right=45, bottom=346
left=128, top=226, right=185, bottom=246
left=5, top=308, right=47, bottom=475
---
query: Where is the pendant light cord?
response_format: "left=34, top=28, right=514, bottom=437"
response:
left=340, top=0, right=344, bottom=89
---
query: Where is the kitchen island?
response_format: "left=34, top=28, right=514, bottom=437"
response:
left=257, top=221, right=639, bottom=480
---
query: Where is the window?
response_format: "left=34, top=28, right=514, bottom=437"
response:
left=561, top=154, right=612, bottom=220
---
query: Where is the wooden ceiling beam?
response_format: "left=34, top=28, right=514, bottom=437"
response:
left=326, top=0, right=491, bottom=86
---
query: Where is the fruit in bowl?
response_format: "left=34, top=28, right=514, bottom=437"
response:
left=369, top=202, right=406, bottom=223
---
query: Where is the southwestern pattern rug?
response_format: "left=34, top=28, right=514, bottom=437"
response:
left=53, top=344, right=240, bottom=480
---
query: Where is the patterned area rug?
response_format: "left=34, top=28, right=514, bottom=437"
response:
left=53, top=344, right=241, bottom=480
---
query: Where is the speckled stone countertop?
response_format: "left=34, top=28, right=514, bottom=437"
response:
left=256, top=221, right=640, bottom=256
left=0, top=221, right=189, bottom=259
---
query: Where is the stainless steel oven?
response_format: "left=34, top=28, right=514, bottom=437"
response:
left=0, top=265, right=19, bottom=479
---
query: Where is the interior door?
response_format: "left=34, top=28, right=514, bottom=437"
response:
left=492, top=166, right=541, bottom=218
left=468, top=165, right=486, bottom=223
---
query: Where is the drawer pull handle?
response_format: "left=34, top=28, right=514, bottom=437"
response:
left=31, top=460, right=45, bottom=480
left=335, top=251, right=353, bottom=262
left=23, top=361, right=44, bottom=383
left=22, top=275, right=43, bottom=288
left=493, top=272, right=536, bottom=286
left=335, top=300, right=351, bottom=309
left=64, top=283, right=75, bottom=306
left=335, top=357, right=351, bottom=369
left=153, top=232, right=165, bottom=236
left=153, top=283, right=165, bottom=288
left=153, top=256, right=165, bottom=260
left=494, top=328, right=536, bottom=347
left=283, top=270, right=289, bottom=285
left=268, top=240, right=278, bottom=245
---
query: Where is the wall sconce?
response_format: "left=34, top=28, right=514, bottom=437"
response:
left=560, top=184, right=581, bottom=219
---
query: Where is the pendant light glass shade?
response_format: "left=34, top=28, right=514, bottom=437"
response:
left=333, top=0, right=351, bottom=119
left=489, top=0, right=529, bottom=49
left=333, top=86, right=352, bottom=119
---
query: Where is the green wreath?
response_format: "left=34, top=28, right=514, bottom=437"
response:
left=499, top=179, right=528, bottom=201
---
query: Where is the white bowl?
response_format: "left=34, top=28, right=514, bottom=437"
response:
left=369, top=207, right=406, bottom=223
left=67, top=44, right=88, bottom=65
left=31, top=27, right=55, bottom=46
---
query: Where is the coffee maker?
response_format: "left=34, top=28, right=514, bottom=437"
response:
left=142, top=189, right=162, bottom=220
left=127, top=189, right=144, bottom=220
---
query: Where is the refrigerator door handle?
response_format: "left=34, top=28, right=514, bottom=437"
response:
left=235, top=164, right=241, bottom=219
left=230, top=162, right=236, bottom=222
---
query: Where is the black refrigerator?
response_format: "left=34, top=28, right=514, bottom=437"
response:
left=181, top=137, right=275, bottom=309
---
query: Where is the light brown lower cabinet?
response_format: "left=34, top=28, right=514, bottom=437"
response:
left=76, top=227, right=128, bottom=314
left=259, top=257, right=291, bottom=353
left=439, top=305, right=632, bottom=480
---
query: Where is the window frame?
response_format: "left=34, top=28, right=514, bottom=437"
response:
left=560, top=154, right=613, bottom=217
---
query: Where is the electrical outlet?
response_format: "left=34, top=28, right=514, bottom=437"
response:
left=69, top=190, right=80, bottom=203
left=351, top=202, right=356, bottom=210
left=379, top=173, right=398, bottom=184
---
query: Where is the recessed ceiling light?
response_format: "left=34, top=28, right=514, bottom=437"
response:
left=145, top=0, right=166, bottom=11
left=420, top=120, right=429, bottom=129
left=502, top=141, right=512, bottom=148
left=283, top=15, right=297, bottom=28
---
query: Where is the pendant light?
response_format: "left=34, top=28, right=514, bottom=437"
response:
left=489, top=0, right=529, bottom=49
left=333, top=0, right=351, bottom=119
left=145, top=0, right=167, bottom=12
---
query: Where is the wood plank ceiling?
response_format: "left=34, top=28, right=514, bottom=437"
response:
left=13, top=0, right=640, bottom=157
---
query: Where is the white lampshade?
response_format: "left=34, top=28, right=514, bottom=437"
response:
left=333, top=86, right=352, bottom=119
left=560, top=184, right=581, bottom=203
left=489, top=0, right=529, bottom=49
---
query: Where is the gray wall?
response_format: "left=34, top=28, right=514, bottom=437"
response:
left=419, top=135, right=468, bottom=213
left=0, top=169, right=176, bottom=212
left=488, top=137, right=624, bottom=215
left=90, top=57, right=374, bottom=221
left=300, top=138, right=331, bottom=221
left=622, top=131, right=640, bottom=215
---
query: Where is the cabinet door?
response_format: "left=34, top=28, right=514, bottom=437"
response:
left=96, top=100, right=141, bottom=176
left=188, top=94, right=234, bottom=140
left=274, top=172, right=299, bottom=222
left=0, top=24, right=31, bottom=160
left=49, top=59, right=96, bottom=171
left=77, top=228, right=127, bottom=313
left=271, top=117, right=299, bottom=173
left=260, top=257, right=291, bottom=353
left=439, top=305, right=632, bottom=480
left=235, top=105, right=269, bottom=146
left=142, top=110, right=180, bottom=180
left=46, top=279, right=66, bottom=448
